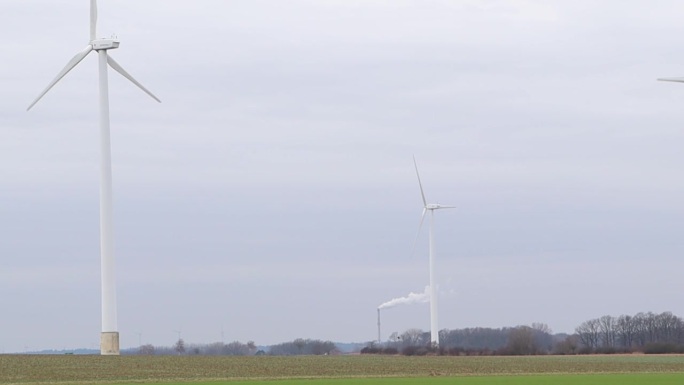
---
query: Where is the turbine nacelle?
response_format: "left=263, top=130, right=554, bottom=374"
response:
left=92, top=39, right=120, bottom=50
left=425, top=203, right=455, bottom=210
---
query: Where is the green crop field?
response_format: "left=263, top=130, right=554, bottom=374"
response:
left=2, top=354, right=684, bottom=384
left=156, top=375, right=684, bottom=385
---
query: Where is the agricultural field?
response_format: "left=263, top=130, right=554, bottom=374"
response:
left=1, top=354, right=684, bottom=384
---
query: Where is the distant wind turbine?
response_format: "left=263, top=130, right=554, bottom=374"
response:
left=27, top=0, right=161, bottom=355
left=411, top=156, right=454, bottom=346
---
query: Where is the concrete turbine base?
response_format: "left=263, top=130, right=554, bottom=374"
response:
left=101, top=332, right=120, bottom=355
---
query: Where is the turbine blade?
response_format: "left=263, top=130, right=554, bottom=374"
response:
left=413, top=155, right=427, bottom=207
left=90, top=0, right=98, bottom=41
left=27, top=45, right=93, bottom=111
left=410, top=209, right=427, bottom=258
left=107, top=56, right=161, bottom=103
left=437, top=205, right=456, bottom=209
left=658, top=77, right=684, bottom=83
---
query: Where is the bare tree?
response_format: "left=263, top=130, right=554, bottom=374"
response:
left=530, top=323, right=553, bottom=353
left=400, top=329, right=428, bottom=347
left=599, top=315, right=616, bottom=349
left=505, top=326, right=538, bottom=355
left=632, top=312, right=648, bottom=347
left=531, top=323, right=552, bottom=334
left=224, top=341, right=250, bottom=356
left=440, top=327, right=509, bottom=351
left=204, top=342, right=225, bottom=356
left=294, top=339, right=306, bottom=354
left=138, top=344, right=155, bottom=355
left=655, top=312, right=682, bottom=343
left=553, top=335, right=579, bottom=355
left=616, top=315, right=634, bottom=349
left=174, top=338, right=185, bottom=355
left=576, top=319, right=600, bottom=351
left=246, top=341, right=257, bottom=355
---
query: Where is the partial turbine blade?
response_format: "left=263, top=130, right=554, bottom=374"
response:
left=107, top=56, right=161, bottom=103
left=658, top=77, right=684, bottom=83
left=410, top=208, right=427, bottom=258
left=413, top=155, right=427, bottom=207
left=90, top=0, right=98, bottom=41
left=27, top=45, right=93, bottom=111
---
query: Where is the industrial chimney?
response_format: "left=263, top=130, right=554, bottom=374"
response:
left=377, top=308, right=381, bottom=344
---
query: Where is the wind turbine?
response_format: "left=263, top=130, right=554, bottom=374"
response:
left=27, top=0, right=160, bottom=355
left=411, top=156, right=454, bottom=346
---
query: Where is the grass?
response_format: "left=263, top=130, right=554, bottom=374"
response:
left=2, top=354, right=684, bottom=384
left=114, top=374, right=684, bottom=385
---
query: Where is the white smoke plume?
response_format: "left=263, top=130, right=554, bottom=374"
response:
left=378, top=286, right=430, bottom=310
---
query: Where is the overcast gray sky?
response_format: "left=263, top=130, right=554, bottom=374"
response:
left=2, top=0, right=684, bottom=353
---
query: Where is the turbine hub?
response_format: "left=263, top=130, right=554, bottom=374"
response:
left=92, top=38, right=120, bottom=50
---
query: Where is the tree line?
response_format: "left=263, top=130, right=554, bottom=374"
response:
left=362, top=311, right=684, bottom=356
left=128, top=311, right=683, bottom=356
left=575, top=311, right=684, bottom=353
left=133, top=338, right=337, bottom=356
left=363, top=323, right=556, bottom=356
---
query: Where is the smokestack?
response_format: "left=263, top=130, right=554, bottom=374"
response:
left=377, top=308, right=381, bottom=343
left=378, top=286, right=430, bottom=310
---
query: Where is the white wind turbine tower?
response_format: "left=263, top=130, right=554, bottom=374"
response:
left=411, top=156, right=454, bottom=346
left=27, top=0, right=160, bottom=355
